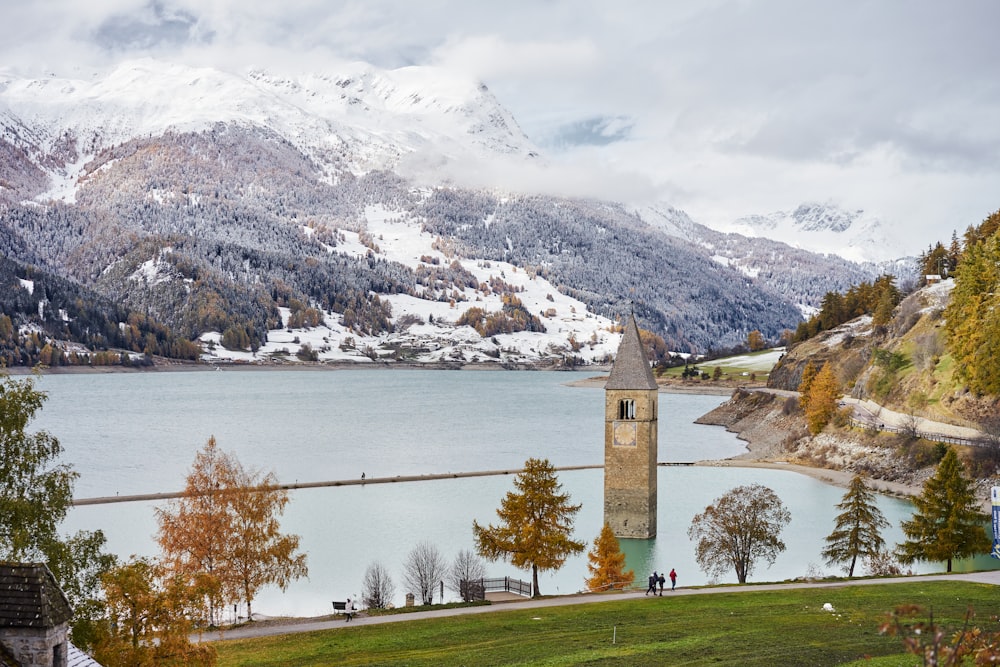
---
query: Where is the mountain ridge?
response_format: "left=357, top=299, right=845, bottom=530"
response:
left=0, top=58, right=907, bottom=367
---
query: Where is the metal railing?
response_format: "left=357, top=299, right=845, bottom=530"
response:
left=462, top=576, right=532, bottom=600
left=849, top=418, right=992, bottom=448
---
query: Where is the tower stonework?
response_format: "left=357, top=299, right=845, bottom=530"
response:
left=604, top=314, right=659, bottom=539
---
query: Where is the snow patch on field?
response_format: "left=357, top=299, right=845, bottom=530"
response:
left=699, top=348, right=785, bottom=372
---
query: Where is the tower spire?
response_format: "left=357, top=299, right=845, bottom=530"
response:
left=606, top=313, right=657, bottom=391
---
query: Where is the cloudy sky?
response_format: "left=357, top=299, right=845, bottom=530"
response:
left=3, top=0, right=998, bottom=253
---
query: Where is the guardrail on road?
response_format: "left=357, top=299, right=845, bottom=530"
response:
left=849, top=417, right=991, bottom=448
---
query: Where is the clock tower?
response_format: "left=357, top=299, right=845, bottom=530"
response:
left=604, top=314, right=659, bottom=539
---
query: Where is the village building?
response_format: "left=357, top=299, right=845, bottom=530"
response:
left=0, top=563, right=99, bottom=667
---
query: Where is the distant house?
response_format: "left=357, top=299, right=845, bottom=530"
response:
left=925, top=274, right=943, bottom=284
left=0, top=563, right=100, bottom=667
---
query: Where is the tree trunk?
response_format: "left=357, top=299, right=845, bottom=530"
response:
left=532, top=564, right=540, bottom=597
left=848, top=555, right=856, bottom=578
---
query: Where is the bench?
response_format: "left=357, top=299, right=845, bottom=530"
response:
left=332, top=601, right=358, bottom=619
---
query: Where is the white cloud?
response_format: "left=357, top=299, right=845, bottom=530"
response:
left=429, top=35, right=600, bottom=80
left=2, top=0, right=999, bottom=254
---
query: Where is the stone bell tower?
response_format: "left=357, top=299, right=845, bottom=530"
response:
left=604, top=314, right=659, bottom=539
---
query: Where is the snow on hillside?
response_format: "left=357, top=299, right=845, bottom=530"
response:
left=201, top=203, right=623, bottom=365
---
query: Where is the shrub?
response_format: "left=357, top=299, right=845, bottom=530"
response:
left=781, top=396, right=800, bottom=416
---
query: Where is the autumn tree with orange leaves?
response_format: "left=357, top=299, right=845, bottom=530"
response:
left=94, top=557, right=216, bottom=667
left=473, top=458, right=584, bottom=597
left=585, top=523, right=634, bottom=592
left=156, top=437, right=307, bottom=623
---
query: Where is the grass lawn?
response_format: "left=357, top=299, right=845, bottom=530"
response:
left=215, top=581, right=998, bottom=666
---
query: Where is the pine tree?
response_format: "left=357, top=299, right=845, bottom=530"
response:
left=585, top=523, right=635, bottom=592
left=805, top=362, right=839, bottom=435
left=896, top=449, right=990, bottom=572
left=473, top=458, right=585, bottom=597
left=822, top=475, right=889, bottom=576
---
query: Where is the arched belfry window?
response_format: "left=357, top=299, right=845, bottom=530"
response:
left=618, top=399, right=636, bottom=420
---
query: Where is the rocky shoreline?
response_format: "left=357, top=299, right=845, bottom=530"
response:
left=695, top=388, right=999, bottom=511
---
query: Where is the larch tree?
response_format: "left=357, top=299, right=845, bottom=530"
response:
left=805, top=362, right=840, bottom=435
left=687, top=483, right=790, bottom=584
left=797, top=361, right=818, bottom=411
left=945, top=230, right=1000, bottom=395
left=585, top=522, right=635, bottom=592
left=822, top=475, right=889, bottom=576
left=896, top=448, right=989, bottom=572
left=473, top=457, right=585, bottom=597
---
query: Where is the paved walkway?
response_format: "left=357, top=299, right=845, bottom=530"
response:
left=197, top=570, right=1000, bottom=643
left=844, top=397, right=985, bottom=443
left=751, top=388, right=988, bottom=444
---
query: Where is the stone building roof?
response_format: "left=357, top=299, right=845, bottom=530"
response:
left=0, top=563, right=73, bottom=629
left=67, top=644, right=103, bottom=667
left=605, top=314, right=658, bottom=390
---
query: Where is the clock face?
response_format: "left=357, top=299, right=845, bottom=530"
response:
left=613, top=421, right=637, bottom=447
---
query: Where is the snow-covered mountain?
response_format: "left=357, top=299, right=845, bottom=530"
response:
left=0, top=58, right=903, bottom=366
left=719, top=203, right=899, bottom=264
left=0, top=58, right=537, bottom=202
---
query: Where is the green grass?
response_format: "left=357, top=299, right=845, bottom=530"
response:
left=215, top=581, right=998, bottom=666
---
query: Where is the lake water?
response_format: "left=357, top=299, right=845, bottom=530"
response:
left=27, top=368, right=993, bottom=618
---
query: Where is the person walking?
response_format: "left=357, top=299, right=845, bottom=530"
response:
left=345, top=598, right=355, bottom=622
left=669, top=568, right=677, bottom=591
left=646, top=572, right=658, bottom=596
left=658, top=572, right=665, bottom=596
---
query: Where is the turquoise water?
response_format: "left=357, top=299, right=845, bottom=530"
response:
left=28, top=369, right=989, bottom=617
